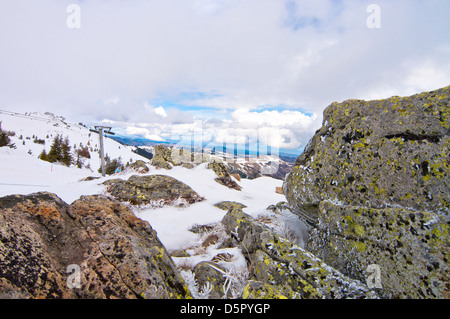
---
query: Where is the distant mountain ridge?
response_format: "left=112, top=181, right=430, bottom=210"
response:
left=111, top=134, right=298, bottom=180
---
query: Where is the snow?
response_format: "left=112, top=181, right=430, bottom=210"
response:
left=0, top=112, right=305, bottom=291
left=0, top=147, right=104, bottom=201
left=121, top=163, right=286, bottom=251
left=1, top=111, right=291, bottom=273
left=0, top=111, right=147, bottom=174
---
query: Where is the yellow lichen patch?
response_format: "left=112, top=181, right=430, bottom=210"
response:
left=18, top=202, right=62, bottom=221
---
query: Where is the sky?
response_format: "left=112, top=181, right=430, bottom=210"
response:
left=1, top=0, right=450, bottom=156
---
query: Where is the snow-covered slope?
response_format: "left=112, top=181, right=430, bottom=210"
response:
left=0, top=110, right=293, bottom=255
left=0, top=111, right=148, bottom=173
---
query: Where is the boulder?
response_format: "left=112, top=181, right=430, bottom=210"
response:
left=150, top=145, right=200, bottom=169
left=126, top=160, right=149, bottom=174
left=0, top=192, right=191, bottom=299
left=307, top=201, right=449, bottom=299
left=283, top=86, right=450, bottom=299
left=214, top=201, right=247, bottom=211
left=151, top=144, right=175, bottom=169
left=284, top=86, right=450, bottom=216
left=104, top=174, right=204, bottom=207
left=208, top=161, right=242, bottom=191
left=193, top=262, right=227, bottom=299
left=221, top=208, right=378, bottom=299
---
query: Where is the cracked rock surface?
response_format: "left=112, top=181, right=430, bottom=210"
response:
left=283, top=86, right=450, bottom=299
left=0, top=192, right=191, bottom=299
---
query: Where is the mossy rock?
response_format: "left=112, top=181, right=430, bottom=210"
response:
left=221, top=208, right=378, bottom=299
left=214, top=201, right=247, bottom=211
left=193, top=262, right=227, bottom=299
left=208, top=161, right=242, bottom=191
left=242, top=281, right=289, bottom=299
left=307, top=201, right=450, bottom=299
left=284, top=85, right=450, bottom=216
left=151, top=145, right=175, bottom=169
left=104, top=174, right=204, bottom=206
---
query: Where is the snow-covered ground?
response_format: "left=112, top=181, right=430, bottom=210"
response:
left=0, top=111, right=291, bottom=253
left=1, top=111, right=312, bottom=298
left=0, top=111, right=145, bottom=174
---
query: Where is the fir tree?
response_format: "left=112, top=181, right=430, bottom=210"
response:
left=45, top=135, right=73, bottom=166
left=61, top=136, right=72, bottom=166
left=39, top=149, right=48, bottom=161
left=47, top=134, right=62, bottom=163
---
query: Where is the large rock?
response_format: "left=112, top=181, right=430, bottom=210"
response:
left=151, top=144, right=175, bottom=169
left=307, top=201, right=449, bottom=299
left=193, top=262, right=227, bottom=299
left=104, top=174, right=204, bottom=207
left=221, top=208, right=378, bottom=299
left=208, top=161, right=242, bottom=191
left=283, top=86, right=450, bottom=299
left=126, top=160, right=149, bottom=174
left=284, top=86, right=450, bottom=217
left=0, top=192, right=191, bottom=299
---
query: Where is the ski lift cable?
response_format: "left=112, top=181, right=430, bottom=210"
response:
left=0, top=109, right=89, bottom=130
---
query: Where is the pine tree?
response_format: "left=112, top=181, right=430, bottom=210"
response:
left=45, top=135, right=73, bottom=166
left=39, top=149, right=48, bottom=161
left=47, top=135, right=62, bottom=163
left=61, top=136, right=73, bottom=166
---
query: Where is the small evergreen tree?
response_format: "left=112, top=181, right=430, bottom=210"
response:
left=47, top=135, right=62, bottom=163
left=39, top=149, right=48, bottom=161
left=44, top=134, right=73, bottom=166
left=0, top=124, right=15, bottom=148
left=61, top=136, right=72, bottom=166
left=0, top=130, right=11, bottom=147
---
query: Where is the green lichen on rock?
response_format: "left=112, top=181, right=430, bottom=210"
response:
left=193, top=262, right=227, bottom=299
left=242, top=281, right=289, bottom=299
left=208, top=161, right=242, bottom=191
left=214, top=201, right=247, bottom=211
left=283, top=86, right=450, bottom=299
left=0, top=192, right=192, bottom=299
left=221, top=208, right=378, bottom=299
left=284, top=85, right=450, bottom=214
left=307, top=201, right=449, bottom=299
left=104, top=174, right=204, bottom=206
left=151, top=144, right=175, bottom=169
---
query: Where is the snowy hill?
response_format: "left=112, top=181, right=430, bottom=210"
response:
left=0, top=110, right=147, bottom=173
left=0, top=110, right=300, bottom=262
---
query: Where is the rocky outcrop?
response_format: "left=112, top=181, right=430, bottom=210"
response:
left=221, top=208, right=378, bottom=299
left=104, top=175, right=204, bottom=207
left=208, top=161, right=242, bottom=191
left=151, top=144, right=176, bottom=169
left=283, top=86, right=450, bottom=299
left=284, top=86, right=450, bottom=216
left=126, top=160, right=149, bottom=174
left=308, top=201, right=449, bottom=299
left=214, top=201, right=247, bottom=211
left=150, top=144, right=243, bottom=190
left=0, top=192, right=191, bottom=299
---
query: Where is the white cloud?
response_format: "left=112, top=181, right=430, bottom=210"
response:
left=125, top=126, right=165, bottom=142
left=126, top=127, right=150, bottom=136
left=0, top=0, right=449, bottom=150
left=103, top=96, right=121, bottom=106
left=403, top=60, right=450, bottom=94
left=154, top=106, right=168, bottom=118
